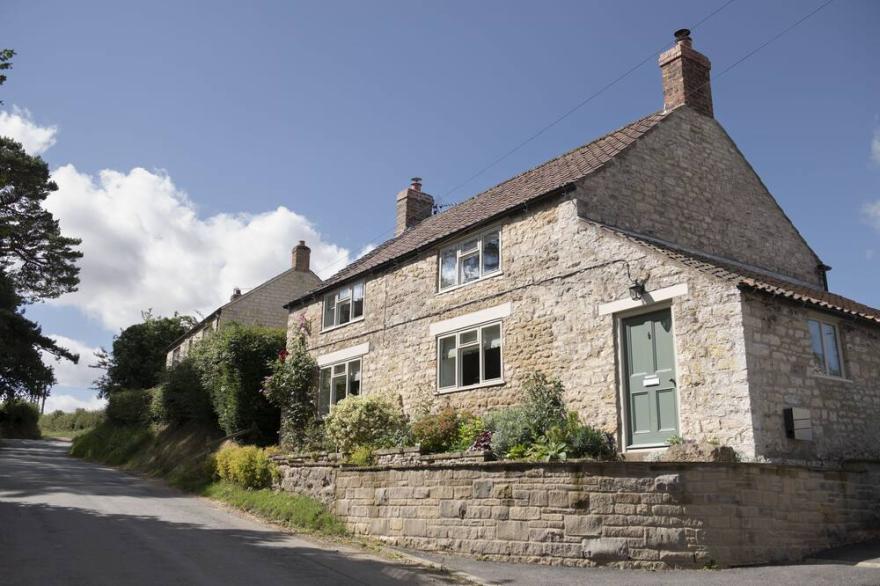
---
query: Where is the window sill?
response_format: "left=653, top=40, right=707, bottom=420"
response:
left=809, top=372, right=852, bottom=384
left=320, top=316, right=364, bottom=334
left=436, top=379, right=505, bottom=395
left=437, top=271, right=504, bottom=296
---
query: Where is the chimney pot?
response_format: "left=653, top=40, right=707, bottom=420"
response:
left=396, top=177, right=434, bottom=236
left=659, top=29, right=713, bottom=117
left=230, top=287, right=242, bottom=301
left=292, top=241, right=311, bottom=272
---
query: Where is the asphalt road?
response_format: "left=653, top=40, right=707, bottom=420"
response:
left=0, top=439, right=459, bottom=586
left=2, top=439, right=878, bottom=586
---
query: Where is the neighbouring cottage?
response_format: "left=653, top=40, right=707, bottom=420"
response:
left=166, top=241, right=321, bottom=366
left=284, top=30, right=879, bottom=463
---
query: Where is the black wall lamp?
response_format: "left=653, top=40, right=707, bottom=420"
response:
left=629, top=279, right=647, bottom=301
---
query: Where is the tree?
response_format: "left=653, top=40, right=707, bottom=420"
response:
left=0, top=48, right=81, bottom=402
left=0, top=270, right=77, bottom=402
left=93, top=311, right=195, bottom=397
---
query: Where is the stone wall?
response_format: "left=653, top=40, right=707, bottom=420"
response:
left=288, top=199, right=755, bottom=456
left=742, top=292, right=880, bottom=461
left=575, top=106, right=823, bottom=287
left=276, top=458, right=880, bottom=569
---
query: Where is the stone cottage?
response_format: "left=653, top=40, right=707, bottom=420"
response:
left=284, top=30, right=879, bottom=462
left=166, top=241, right=321, bottom=366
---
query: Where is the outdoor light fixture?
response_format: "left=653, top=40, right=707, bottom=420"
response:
left=629, top=280, right=646, bottom=301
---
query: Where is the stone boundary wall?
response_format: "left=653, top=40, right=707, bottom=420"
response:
left=275, top=457, right=880, bottom=569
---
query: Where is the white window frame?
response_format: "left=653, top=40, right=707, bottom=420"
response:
left=806, top=317, right=846, bottom=379
left=435, top=321, right=504, bottom=393
left=318, top=357, right=362, bottom=416
left=322, top=281, right=365, bottom=331
left=437, top=228, right=502, bottom=293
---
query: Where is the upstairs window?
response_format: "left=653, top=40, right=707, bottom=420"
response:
left=437, top=322, right=503, bottom=391
left=323, top=281, right=364, bottom=330
left=318, top=358, right=361, bottom=416
left=438, top=229, right=501, bottom=291
left=807, top=318, right=843, bottom=378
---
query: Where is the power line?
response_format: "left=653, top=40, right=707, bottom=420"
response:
left=310, top=1, right=737, bottom=278
left=310, top=0, right=833, bottom=279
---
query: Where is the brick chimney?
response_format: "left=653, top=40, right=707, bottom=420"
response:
left=659, top=29, right=713, bottom=117
left=395, top=177, right=434, bottom=236
left=292, top=240, right=311, bottom=272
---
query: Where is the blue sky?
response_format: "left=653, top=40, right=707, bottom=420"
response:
left=1, top=0, right=878, bottom=410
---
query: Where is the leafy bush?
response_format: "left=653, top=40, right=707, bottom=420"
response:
left=40, top=408, right=104, bottom=433
left=521, top=371, right=567, bottom=438
left=566, top=416, right=616, bottom=460
left=347, top=445, right=375, bottom=466
left=411, top=406, right=461, bottom=454
left=454, top=414, right=487, bottom=451
left=485, top=406, right=532, bottom=458
left=190, top=323, right=285, bottom=445
left=153, top=359, right=216, bottom=427
left=106, top=388, right=154, bottom=425
left=0, top=401, right=41, bottom=438
left=262, top=331, right=317, bottom=448
left=323, top=394, right=407, bottom=454
left=214, top=442, right=278, bottom=490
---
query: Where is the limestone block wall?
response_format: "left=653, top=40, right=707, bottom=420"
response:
left=575, top=107, right=823, bottom=287
left=276, top=459, right=880, bottom=569
left=288, top=199, right=754, bottom=456
left=742, top=292, right=880, bottom=461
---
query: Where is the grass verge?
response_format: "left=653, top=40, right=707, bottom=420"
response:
left=70, top=421, right=347, bottom=536
left=203, top=481, right=347, bottom=536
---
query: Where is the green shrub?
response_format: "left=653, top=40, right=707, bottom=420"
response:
left=323, top=394, right=407, bottom=454
left=485, top=406, right=532, bottom=458
left=505, top=443, right=528, bottom=459
left=566, top=419, right=616, bottom=460
left=190, top=323, right=285, bottom=445
left=347, top=445, right=375, bottom=466
left=262, top=331, right=317, bottom=448
left=214, top=442, right=278, bottom=490
left=106, top=388, right=153, bottom=424
left=454, top=414, right=487, bottom=452
left=521, top=372, right=566, bottom=438
left=153, top=359, right=216, bottom=426
left=411, top=406, right=461, bottom=454
left=0, top=401, right=41, bottom=438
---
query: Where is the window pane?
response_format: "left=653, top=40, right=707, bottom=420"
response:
left=337, top=300, right=351, bottom=324
left=351, top=283, right=364, bottom=317
left=439, top=336, right=457, bottom=388
left=460, top=252, right=480, bottom=283
left=333, top=374, right=347, bottom=404
left=821, top=323, right=842, bottom=377
left=460, top=239, right=479, bottom=253
left=348, top=360, right=361, bottom=396
left=807, top=320, right=826, bottom=372
left=352, top=282, right=364, bottom=300
left=482, top=232, right=500, bottom=273
left=337, top=287, right=351, bottom=301
left=319, top=368, right=331, bottom=416
left=459, top=330, right=478, bottom=345
left=440, top=249, right=457, bottom=289
left=323, top=294, right=335, bottom=328
left=482, top=324, right=502, bottom=380
left=460, top=345, right=480, bottom=387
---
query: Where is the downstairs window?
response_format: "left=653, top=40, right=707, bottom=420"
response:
left=318, top=358, right=361, bottom=416
left=437, top=322, right=502, bottom=391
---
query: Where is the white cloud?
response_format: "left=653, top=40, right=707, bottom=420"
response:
left=0, top=106, right=58, bottom=155
left=864, top=200, right=880, bottom=232
left=41, top=335, right=101, bottom=389
left=43, top=393, right=106, bottom=413
left=45, top=165, right=352, bottom=330
left=356, top=243, right=377, bottom=259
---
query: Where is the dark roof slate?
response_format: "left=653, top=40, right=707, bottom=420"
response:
left=286, top=110, right=670, bottom=307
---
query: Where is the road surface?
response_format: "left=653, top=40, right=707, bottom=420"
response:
left=0, top=439, right=458, bottom=586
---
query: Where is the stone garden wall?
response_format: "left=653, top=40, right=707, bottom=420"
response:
left=275, top=457, right=880, bottom=569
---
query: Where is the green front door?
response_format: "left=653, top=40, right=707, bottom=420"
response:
left=623, top=308, right=679, bottom=447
